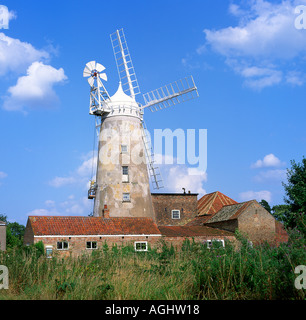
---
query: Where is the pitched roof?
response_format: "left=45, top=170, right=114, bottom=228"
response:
left=197, top=191, right=237, bottom=216
left=28, top=216, right=162, bottom=236
left=0, top=221, right=6, bottom=226
left=205, top=200, right=256, bottom=224
left=158, top=225, right=234, bottom=237
left=185, top=215, right=212, bottom=226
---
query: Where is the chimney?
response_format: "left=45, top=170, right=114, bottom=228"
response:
left=182, top=188, right=186, bottom=194
left=103, top=204, right=110, bottom=219
left=188, top=190, right=191, bottom=194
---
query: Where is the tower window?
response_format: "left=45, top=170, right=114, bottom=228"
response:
left=121, top=144, right=128, bottom=153
left=122, top=166, right=128, bottom=175
left=123, top=193, right=130, bottom=202
left=172, top=210, right=180, bottom=219
left=122, top=166, right=129, bottom=182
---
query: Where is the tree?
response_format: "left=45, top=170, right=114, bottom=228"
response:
left=0, top=214, right=25, bottom=248
left=271, top=204, right=292, bottom=227
left=259, top=199, right=272, bottom=213
left=283, top=157, right=306, bottom=216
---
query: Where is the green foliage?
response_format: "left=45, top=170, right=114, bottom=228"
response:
left=283, top=157, right=306, bottom=228
left=0, top=234, right=305, bottom=300
left=0, top=214, right=25, bottom=248
left=259, top=199, right=272, bottom=213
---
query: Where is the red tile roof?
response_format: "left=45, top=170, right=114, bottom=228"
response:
left=197, top=191, right=237, bottom=216
left=158, top=225, right=234, bottom=237
left=28, top=216, right=161, bottom=236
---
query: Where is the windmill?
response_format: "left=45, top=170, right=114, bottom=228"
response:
left=84, top=28, right=199, bottom=218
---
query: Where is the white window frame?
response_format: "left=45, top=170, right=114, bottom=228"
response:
left=206, top=239, right=225, bottom=249
left=122, top=166, right=129, bottom=182
left=123, top=193, right=130, bottom=202
left=57, top=241, right=69, bottom=250
left=46, top=246, right=53, bottom=258
left=171, top=209, right=180, bottom=219
left=134, top=241, right=148, bottom=252
left=86, top=241, right=97, bottom=250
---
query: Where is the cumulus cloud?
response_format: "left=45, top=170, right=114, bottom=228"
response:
left=3, top=61, right=67, bottom=112
left=28, top=196, right=92, bottom=216
left=239, top=190, right=272, bottom=202
left=203, top=0, right=306, bottom=89
left=254, top=169, right=287, bottom=183
left=160, top=164, right=207, bottom=196
left=0, top=33, right=49, bottom=76
left=49, top=153, right=97, bottom=188
left=251, top=153, right=285, bottom=168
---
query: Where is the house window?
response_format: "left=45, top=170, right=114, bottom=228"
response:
left=121, top=144, right=128, bottom=153
left=86, top=241, right=97, bottom=249
left=123, top=193, right=130, bottom=202
left=57, top=241, right=69, bottom=250
left=206, top=239, right=225, bottom=249
left=134, top=241, right=148, bottom=252
left=46, top=246, right=53, bottom=258
left=172, top=210, right=180, bottom=219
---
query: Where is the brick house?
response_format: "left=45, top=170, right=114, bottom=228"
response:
left=23, top=190, right=288, bottom=257
left=0, top=220, right=6, bottom=251
left=24, top=216, right=162, bottom=258
left=158, top=225, right=236, bottom=248
left=151, top=192, right=198, bottom=226
left=187, top=192, right=288, bottom=245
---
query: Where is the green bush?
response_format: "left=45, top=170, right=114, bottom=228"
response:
left=0, top=233, right=305, bottom=300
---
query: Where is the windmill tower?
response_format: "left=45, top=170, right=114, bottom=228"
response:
left=84, top=29, right=199, bottom=219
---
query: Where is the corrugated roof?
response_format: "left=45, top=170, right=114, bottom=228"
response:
left=28, top=216, right=162, bottom=236
left=197, top=191, right=237, bottom=217
left=158, top=225, right=234, bottom=237
left=205, top=200, right=255, bottom=224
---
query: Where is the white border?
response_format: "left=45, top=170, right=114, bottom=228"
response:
left=171, top=209, right=180, bottom=219
left=34, top=234, right=162, bottom=238
left=134, top=241, right=148, bottom=252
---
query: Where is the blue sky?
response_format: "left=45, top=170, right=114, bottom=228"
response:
left=0, top=0, right=305, bottom=224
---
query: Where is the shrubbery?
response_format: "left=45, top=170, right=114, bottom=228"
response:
left=0, top=230, right=305, bottom=300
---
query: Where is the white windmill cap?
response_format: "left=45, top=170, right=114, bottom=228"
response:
left=110, top=82, right=136, bottom=104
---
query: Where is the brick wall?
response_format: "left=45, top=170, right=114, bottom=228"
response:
left=162, top=235, right=237, bottom=249
left=237, top=202, right=276, bottom=244
left=32, top=235, right=162, bottom=258
left=151, top=193, right=198, bottom=226
left=275, top=220, right=288, bottom=245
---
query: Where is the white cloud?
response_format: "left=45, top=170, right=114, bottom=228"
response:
left=203, top=0, right=306, bottom=89
left=161, top=165, right=207, bottom=196
left=48, top=176, right=77, bottom=188
left=239, top=190, right=272, bottom=202
left=0, top=171, right=7, bottom=179
left=251, top=153, right=285, bottom=168
left=0, top=33, right=49, bottom=76
left=28, top=195, right=93, bottom=217
left=254, top=169, right=287, bottom=183
left=3, top=61, right=67, bottom=112
left=49, top=153, right=97, bottom=188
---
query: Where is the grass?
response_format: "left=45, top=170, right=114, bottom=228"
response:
left=0, top=231, right=305, bottom=300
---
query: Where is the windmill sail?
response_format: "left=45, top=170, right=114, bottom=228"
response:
left=110, top=29, right=140, bottom=99
left=141, top=76, right=198, bottom=112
